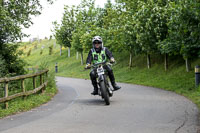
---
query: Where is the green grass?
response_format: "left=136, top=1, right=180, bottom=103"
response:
left=13, top=39, right=200, bottom=112
left=0, top=40, right=57, bottom=118
left=0, top=88, right=56, bottom=118
left=0, top=79, right=57, bottom=118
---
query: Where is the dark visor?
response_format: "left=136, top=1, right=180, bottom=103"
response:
left=94, top=41, right=102, bottom=44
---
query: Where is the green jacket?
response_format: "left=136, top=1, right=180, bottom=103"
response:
left=86, top=47, right=113, bottom=64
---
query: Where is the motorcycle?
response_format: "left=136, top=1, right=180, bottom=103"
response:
left=86, top=61, right=114, bottom=105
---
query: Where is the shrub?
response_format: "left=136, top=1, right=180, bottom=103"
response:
left=49, top=45, right=53, bottom=55
left=27, top=48, right=32, bottom=56
left=40, top=49, right=43, bottom=55
left=34, top=44, right=37, bottom=49
left=0, top=43, right=26, bottom=77
left=38, top=61, right=56, bottom=91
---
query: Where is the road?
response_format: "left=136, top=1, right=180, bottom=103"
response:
left=0, top=77, right=199, bottom=133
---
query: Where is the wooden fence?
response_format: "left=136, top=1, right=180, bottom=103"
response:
left=0, top=69, right=49, bottom=109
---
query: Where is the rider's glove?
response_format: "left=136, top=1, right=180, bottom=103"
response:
left=110, top=58, right=115, bottom=63
left=85, top=63, right=91, bottom=69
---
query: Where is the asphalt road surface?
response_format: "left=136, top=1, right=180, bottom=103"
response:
left=0, top=77, right=199, bottom=133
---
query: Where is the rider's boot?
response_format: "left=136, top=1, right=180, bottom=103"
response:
left=111, top=82, right=121, bottom=91
left=91, top=87, right=98, bottom=95
left=108, top=70, right=121, bottom=91
left=91, top=79, right=98, bottom=95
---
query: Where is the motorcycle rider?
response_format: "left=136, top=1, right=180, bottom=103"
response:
left=85, top=36, right=121, bottom=95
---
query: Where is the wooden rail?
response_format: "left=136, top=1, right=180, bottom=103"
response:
left=0, top=69, right=49, bottom=109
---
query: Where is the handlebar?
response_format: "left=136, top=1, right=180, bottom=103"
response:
left=85, top=61, right=115, bottom=70
left=92, top=61, right=107, bottom=66
left=91, top=61, right=115, bottom=68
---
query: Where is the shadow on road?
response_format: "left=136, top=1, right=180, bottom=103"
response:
left=76, top=98, right=110, bottom=106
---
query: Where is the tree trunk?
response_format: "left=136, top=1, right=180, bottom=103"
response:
left=68, top=47, right=70, bottom=57
left=60, top=46, right=62, bottom=56
left=147, top=53, right=151, bottom=69
left=129, top=51, right=133, bottom=68
left=81, top=52, right=84, bottom=65
left=76, top=52, right=79, bottom=60
left=185, top=58, right=191, bottom=72
left=164, top=53, right=168, bottom=71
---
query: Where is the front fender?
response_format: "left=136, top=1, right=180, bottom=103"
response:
left=98, top=74, right=104, bottom=82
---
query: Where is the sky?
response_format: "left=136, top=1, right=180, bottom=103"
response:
left=22, top=0, right=110, bottom=41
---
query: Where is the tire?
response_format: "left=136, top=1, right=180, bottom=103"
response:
left=99, top=80, right=110, bottom=105
left=104, top=76, right=113, bottom=97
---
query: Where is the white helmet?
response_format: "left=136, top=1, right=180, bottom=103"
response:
left=92, top=36, right=103, bottom=48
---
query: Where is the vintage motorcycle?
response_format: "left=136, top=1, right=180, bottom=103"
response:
left=86, top=61, right=114, bottom=105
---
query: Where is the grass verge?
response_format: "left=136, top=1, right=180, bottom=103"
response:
left=0, top=87, right=57, bottom=118
left=0, top=60, right=57, bottom=118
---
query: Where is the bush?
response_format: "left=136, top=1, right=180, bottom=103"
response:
left=40, top=49, right=43, bottom=55
left=38, top=61, right=56, bottom=91
left=27, top=48, right=32, bottom=56
left=34, top=44, right=37, bottom=49
left=0, top=55, right=7, bottom=77
left=49, top=45, right=53, bottom=55
left=0, top=43, right=26, bottom=77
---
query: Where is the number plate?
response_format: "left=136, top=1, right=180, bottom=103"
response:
left=97, top=68, right=104, bottom=75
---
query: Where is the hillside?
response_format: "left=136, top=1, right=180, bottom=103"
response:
left=20, top=39, right=200, bottom=108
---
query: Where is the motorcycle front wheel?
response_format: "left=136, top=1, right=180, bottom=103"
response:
left=100, top=80, right=110, bottom=105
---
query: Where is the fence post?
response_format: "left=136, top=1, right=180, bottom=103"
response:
left=4, top=81, right=8, bottom=109
left=21, top=79, right=26, bottom=99
left=33, top=76, right=36, bottom=89
left=43, top=73, right=45, bottom=83
left=40, top=75, right=43, bottom=85
left=40, top=75, right=44, bottom=93
left=44, top=72, right=48, bottom=90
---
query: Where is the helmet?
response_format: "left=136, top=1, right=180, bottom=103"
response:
left=92, top=36, right=103, bottom=50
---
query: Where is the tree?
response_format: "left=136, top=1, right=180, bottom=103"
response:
left=133, top=0, right=168, bottom=69
left=52, top=21, right=63, bottom=56
left=53, top=5, right=76, bottom=58
left=115, top=0, right=141, bottom=68
left=102, top=2, right=119, bottom=51
left=0, top=0, right=53, bottom=77
left=158, top=0, right=200, bottom=72
left=62, top=5, right=76, bottom=57
left=71, top=8, right=85, bottom=65
left=71, top=0, right=102, bottom=65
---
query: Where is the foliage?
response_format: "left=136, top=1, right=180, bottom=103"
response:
left=40, top=49, right=43, bottom=55
left=49, top=45, right=53, bottom=55
left=52, top=5, right=76, bottom=48
left=0, top=57, right=57, bottom=118
left=164, top=0, right=200, bottom=59
left=0, top=43, right=26, bottom=77
left=52, top=0, right=200, bottom=71
left=27, top=48, right=32, bottom=56
left=0, top=55, right=7, bottom=77
left=0, top=0, right=54, bottom=77
left=20, top=38, right=200, bottom=113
